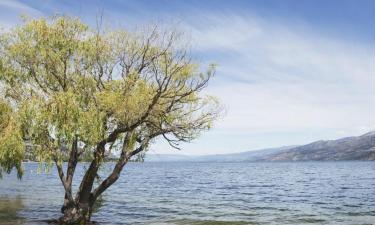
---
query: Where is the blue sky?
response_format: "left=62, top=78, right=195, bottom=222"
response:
left=2, top=0, right=375, bottom=155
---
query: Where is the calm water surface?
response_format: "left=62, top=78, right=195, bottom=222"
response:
left=0, top=162, right=375, bottom=225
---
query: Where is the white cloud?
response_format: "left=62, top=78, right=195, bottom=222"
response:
left=151, top=13, right=375, bottom=155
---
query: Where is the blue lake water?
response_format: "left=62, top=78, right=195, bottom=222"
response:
left=0, top=162, right=375, bottom=225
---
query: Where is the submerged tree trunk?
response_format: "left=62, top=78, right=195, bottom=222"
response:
left=57, top=144, right=125, bottom=224
left=55, top=138, right=96, bottom=224
left=59, top=199, right=94, bottom=224
left=59, top=206, right=86, bottom=224
left=55, top=133, right=150, bottom=224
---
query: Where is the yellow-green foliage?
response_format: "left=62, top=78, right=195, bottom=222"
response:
left=0, top=16, right=220, bottom=178
left=0, top=99, right=24, bottom=178
left=96, top=78, right=154, bottom=127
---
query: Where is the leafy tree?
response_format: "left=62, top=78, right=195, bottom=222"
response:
left=0, top=16, right=220, bottom=224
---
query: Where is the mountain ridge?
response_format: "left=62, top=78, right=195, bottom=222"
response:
left=146, top=131, right=375, bottom=162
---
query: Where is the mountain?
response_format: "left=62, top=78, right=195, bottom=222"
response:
left=260, top=131, right=375, bottom=161
left=146, top=131, right=375, bottom=162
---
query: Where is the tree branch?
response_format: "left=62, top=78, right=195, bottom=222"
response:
left=91, top=134, right=150, bottom=200
left=53, top=157, right=74, bottom=203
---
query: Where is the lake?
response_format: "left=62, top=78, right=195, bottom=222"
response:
left=0, top=162, right=375, bottom=224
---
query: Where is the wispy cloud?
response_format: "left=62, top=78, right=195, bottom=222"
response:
left=0, top=0, right=42, bottom=29
left=0, top=0, right=38, bottom=12
left=153, top=12, right=375, bottom=155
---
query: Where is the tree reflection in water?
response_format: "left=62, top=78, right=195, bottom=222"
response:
left=0, top=197, right=25, bottom=224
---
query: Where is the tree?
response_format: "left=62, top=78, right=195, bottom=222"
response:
left=0, top=16, right=220, bottom=224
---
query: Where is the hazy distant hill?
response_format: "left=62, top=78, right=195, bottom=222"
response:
left=146, top=131, right=375, bottom=162
left=145, top=146, right=295, bottom=162
left=191, top=146, right=296, bottom=162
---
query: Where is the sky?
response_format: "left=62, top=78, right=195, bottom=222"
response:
left=2, top=0, right=375, bottom=155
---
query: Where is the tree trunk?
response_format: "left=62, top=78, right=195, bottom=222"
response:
left=56, top=133, right=142, bottom=224
left=59, top=201, right=93, bottom=225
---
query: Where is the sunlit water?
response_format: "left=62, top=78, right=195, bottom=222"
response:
left=0, top=162, right=375, bottom=225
